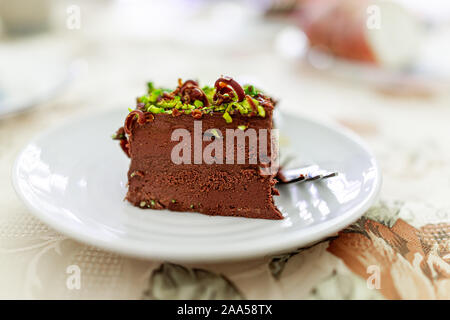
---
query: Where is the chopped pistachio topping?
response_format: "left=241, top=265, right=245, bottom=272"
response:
left=237, top=125, right=247, bottom=131
left=257, top=105, right=266, bottom=117
left=171, top=199, right=176, bottom=203
left=147, top=81, right=154, bottom=92
left=140, top=201, right=146, bottom=207
left=130, top=81, right=272, bottom=123
left=147, top=105, right=163, bottom=114
left=194, top=100, right=203, bottom=108
left=244, top=84, right=259, bottom=97
left=111, top=133, right=124, bottom=140
left=202, top=86, right=215, bottom=101
left=150, top=200, right=156, bottom=207
left=223, top=111, right=232, bottom=123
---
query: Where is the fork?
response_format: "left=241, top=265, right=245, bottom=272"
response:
left=276, top=164, right=339, bottom=184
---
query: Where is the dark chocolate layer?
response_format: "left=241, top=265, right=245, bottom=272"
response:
left=125, top=112, right=282, bottom=219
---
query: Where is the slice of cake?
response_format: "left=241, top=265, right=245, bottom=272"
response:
left=113, top=76, right=282, bottom=219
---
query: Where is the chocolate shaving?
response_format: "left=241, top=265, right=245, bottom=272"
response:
left=162, top=92, right=174, bottom=100
left=112, top=127, right=126, bottom=140
left=214, top=76, right=245, bottom=102
left=120, top=139, right=130, bottom=157
left=173, top=79, right=210, bottom=107
left=245, top=95, right=258, bottom=116
left=192, top=109, right=203, bottom=119
left=124, top=110, right=146, bottom=135
left=213, top=86, right=235, bottom=104
left=255, top=93, right=276, bottom=110
left=157, top=92, right=175, bottom=103
left=153, top=200, right=164, bottom=209
left=145, top=113, right=155, bottom=122
left=172, top=108, right=182, bottom=117
left=113, top=127, right=130, bottom=157
left=179, top=80, right=199, bottom=95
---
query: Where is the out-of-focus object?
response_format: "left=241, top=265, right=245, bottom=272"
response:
left=264, top=0, right=298, bottom=15
left=270, top=0, right=450, bottom=95
left=274, top=26, right=308, bottom=59
left=297, top=0, right=423, bottom=70
left=395, top=0, right=450, bottom=25
left=0, top=0, right=51, bottom=35
left=0, top=39, right=78, bottom=119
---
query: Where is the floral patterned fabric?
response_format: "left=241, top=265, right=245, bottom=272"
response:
left=2, top=201, right=448, bottom=299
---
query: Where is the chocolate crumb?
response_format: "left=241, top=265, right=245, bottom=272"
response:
left=192, top=109, right=203, bottom=119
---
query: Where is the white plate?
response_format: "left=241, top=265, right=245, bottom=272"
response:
left=12, top=109, right=381, bottom=262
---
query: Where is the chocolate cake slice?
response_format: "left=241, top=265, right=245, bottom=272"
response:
left=114, top=76, right=282, bottom=219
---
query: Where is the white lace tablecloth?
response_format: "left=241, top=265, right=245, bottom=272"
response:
left=1, top=2, right=449, bottom=299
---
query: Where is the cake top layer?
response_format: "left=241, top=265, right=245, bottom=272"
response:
left=129, top=76, right=276, bottom=124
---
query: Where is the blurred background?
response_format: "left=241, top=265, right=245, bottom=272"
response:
left=1, top=0, right=450, bottom=203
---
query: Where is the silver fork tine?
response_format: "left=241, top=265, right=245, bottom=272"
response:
left=277, top=165, right=338, bottom=185
left=298, top=172, right=338, bottom=184
left=281, top=165, right=320, bottom=180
